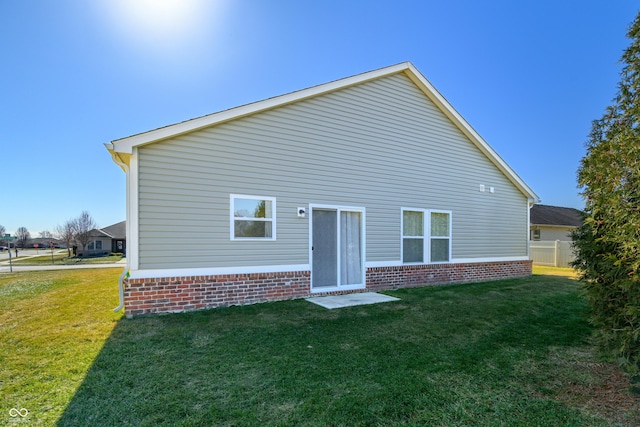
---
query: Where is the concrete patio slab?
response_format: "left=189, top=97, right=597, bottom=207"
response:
left=306, top=292, right=400, bottom=309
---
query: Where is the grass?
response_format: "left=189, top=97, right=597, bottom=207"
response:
left=0, top=269, right=122, bottom=425
left=7, top=253, right=123, bottom=266
left=0, top=267, right=637, bottom=426
left=532, top=265, right=578, bottom=278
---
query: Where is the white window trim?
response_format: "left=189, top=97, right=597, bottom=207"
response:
left=87, top=240, right=103, bottom=251
left=230, top=194, right=276, bottom=241
left=531, top=228, right=541, bottom=241
left=401, top=207, right=426, bottom=265
left=429, top=209, right=452, bottom=264
left=401, top=207, right=452, bottom=264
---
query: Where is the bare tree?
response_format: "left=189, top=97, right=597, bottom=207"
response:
left=55, top=220, right=76, bottom=257
left=0, top=225, right=6, bottom=247
left=73, top=211, right=96, bottom=255
left=39, top=230, right=53, bottom=238
left=15, top=227, right=31, bottom=249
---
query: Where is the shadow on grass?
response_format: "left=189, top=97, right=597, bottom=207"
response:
left=57, top=276, right=610, bottom=426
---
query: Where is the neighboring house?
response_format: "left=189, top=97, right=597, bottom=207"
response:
left=530, top=204, right=583, bottom=241
left=106, top=62, right=540, bottom=317
left=77, top=220, right=126, bottom=256
left=28, top=238, right=63, bottom=249
left=101, top=220, right=127, bottom=254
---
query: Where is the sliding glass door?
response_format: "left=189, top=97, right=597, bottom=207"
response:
left=311, top=207, right=364, bottom=291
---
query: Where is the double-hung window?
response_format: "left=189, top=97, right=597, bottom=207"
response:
left=231, top=195, right=276, bottom=240
left=87, top=240, right=103, bottom=250
left=402, top=210, right=425, bottom=263
left=402, top=208, right=452, bottom=263
left=429, top=211, right=451, bottom=262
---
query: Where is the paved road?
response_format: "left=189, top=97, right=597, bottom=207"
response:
left=0, top=248, right=65, bottom=261
left=0, top=250, right=127, bottom=273
left=0, top=262, right=126, bottom=273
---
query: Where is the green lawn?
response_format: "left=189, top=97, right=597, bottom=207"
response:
left=532, top=265, right=578, bottom=278
left=1, top=268, right=637, bottom=426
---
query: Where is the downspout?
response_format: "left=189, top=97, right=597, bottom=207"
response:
left=106, top=143, right=130, bottom=313
left=114, top=269, right=129, bottom=312
left=527, top=199, right=537, bottom=260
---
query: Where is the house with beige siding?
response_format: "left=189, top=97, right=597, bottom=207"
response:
left=530, top=204, right=583, bottom=241
left=106, top=62, right=540, bottom=317
left=77, top=220, right=126, bottom=256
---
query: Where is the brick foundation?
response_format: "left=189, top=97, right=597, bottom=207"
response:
left=123, top=260, right=532, bottom=317
left=124, top=271, right=311, bottom=317
left=366, top=259, right=532, bottom=292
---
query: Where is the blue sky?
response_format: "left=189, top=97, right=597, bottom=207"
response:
left=1, top=1, right=637, bottom=236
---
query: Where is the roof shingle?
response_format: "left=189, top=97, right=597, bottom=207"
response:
left=530, top=205, right=583, bottom=227
left=100, top=221, right=126, bottom=239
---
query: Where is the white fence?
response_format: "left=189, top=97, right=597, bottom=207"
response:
left=529, top=240, right=575, bottom=268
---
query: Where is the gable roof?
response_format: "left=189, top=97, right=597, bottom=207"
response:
left=100, top=220, right=126, bottom=239
left=530, top=204, right=584, bottom=227
left=85, top=221, right=126, bottom=240
left=87, top=228, right=112, bottom=238
left=106, top=62, right=539, bottom=202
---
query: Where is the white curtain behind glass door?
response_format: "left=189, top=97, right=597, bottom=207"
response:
left=340, top=211, right=362, bottom=285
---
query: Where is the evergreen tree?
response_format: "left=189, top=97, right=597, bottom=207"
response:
left=572, top=11, right=640, bottom=373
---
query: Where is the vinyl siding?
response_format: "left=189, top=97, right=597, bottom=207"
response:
left=137, top=73, right=529, bottom=269
left=531, top=226, right=574, bottom=241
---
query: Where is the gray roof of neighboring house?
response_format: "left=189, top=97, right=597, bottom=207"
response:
left=530, top=204, right=584, bottom=227
left=85, top=221, right=126, bottom=239
left=87, top=228, right=113, bottom=238
left=99, top=221, right=126, bottom=239
left=31, top=237, right=62, bottom=244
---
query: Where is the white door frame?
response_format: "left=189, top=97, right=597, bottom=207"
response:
left=309, top=204, right=366, bottom=293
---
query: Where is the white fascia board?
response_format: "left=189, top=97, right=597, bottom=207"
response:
left=403, top=63, right=540, bottom=203
left=97, top=229, right=114, bottom=239
left=110, top=62, right=413, bottom=154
